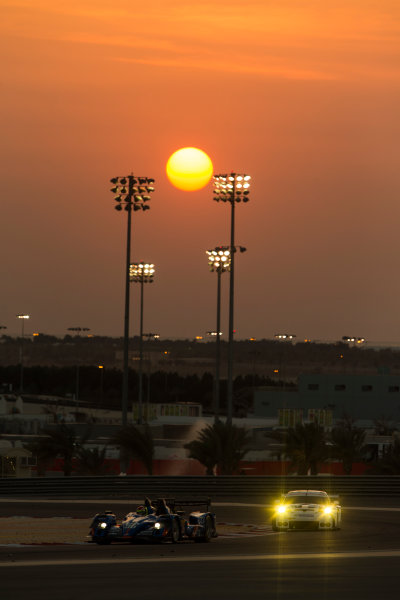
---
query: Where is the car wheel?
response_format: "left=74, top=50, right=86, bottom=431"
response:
left=171, top=519, right=180, bottom=543
left=272, top=519, right=285, bottom=532
left=195, top=515, right=213, bottom=543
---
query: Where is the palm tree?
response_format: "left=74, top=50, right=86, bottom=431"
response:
left=75, top=446, right=110, bottom=475
left=283, top=422, right=327, bottom=475
left=330, top=416, right=366, bottom=474
left=183, top=436, right=216, bottom=475
left=112, top=424, right=154, bottom=475
left=184, top=420, right=250, bottom=475
left=25, top=424, right=82, bottom=476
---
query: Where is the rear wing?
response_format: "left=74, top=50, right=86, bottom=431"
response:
left=157, top=498, right=212, bottom=513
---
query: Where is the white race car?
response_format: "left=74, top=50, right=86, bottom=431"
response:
left=272, top=489, right=341, bottom=531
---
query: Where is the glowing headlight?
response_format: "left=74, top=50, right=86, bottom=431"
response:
left=154, top=522, right=162, bottom=529
left=277, top=505, right=287, bottom=514
left=323, top=506, right=333, bottom=515
left=99, top=522, right=107, bottom=529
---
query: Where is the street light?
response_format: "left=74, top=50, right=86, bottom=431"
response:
left=213, top=171, right=251, bottom=423
left=206, top=247, right=231, bottom=421
left=130, top=262, right=155, bottom=424
left=16, top=314, right=29, bottom=393
left=110, top=175, right=155, bottom=427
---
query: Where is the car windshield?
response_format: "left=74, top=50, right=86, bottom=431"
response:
left=286, top=495, right=328, bottom=504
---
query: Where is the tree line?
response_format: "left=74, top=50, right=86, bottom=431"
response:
left=18, top=417, right=400, bottom=477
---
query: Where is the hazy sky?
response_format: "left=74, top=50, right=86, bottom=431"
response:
left=1, top=1, right=400, bottom=343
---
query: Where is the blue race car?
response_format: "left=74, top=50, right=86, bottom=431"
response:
left=89, top=497, right=217, bottom=545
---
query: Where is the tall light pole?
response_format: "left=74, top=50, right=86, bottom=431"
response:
left=206, top=247, right=231, bottom=421
left=213, top=173, right=251, bottom=423
left=142, top=333, right=159, bottom=421
left=129, top=262, right=155, bottom=424
left=67, top=327, right=91, bottom=413
left=98, top=365, right=104, bottom=409
left=110, top=175, right=155, bottom=427
left=16, top=314, right=29, bottom=393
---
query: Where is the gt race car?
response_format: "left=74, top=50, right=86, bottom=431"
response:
left=271, top=489, right=341, bottom=531
left=89, top=497, right=217, bottom=545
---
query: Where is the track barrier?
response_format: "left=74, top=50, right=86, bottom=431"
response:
left=1, top=475, right=400, bottom=499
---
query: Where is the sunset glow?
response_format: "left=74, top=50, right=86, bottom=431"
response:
left=1, top=1, right=400, bottom=341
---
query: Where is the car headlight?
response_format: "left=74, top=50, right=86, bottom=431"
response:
left=323, top=506, right=333, bottom=515
left=277, top=505, right=287, bottom=514
left=99, top=522, right=107, bottom=529
left=154, top=522, right=162, bottom=529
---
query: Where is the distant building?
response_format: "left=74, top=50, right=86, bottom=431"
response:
left=132, top=402, right=202, bottom=423
left=253, top=372, right=400, bottom=426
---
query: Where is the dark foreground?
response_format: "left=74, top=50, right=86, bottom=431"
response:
left=1, top=498, right=400, bottom=599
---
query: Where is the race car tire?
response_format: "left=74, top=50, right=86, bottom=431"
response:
left=171, top=519, right=180, bottom=543
left=194, top=515, right=213, bottom=543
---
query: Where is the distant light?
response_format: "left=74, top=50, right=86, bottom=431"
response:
left=342, top=335, right=366, bottom=345
left=273, top=369, right=279, bottom=373
left=130, top=262, right=155, bottom=282
left=213, top=172, right=251, bottom=203
left=17, top=314, right=30, bottom=319
left=206, top=248, right=231, bottom=272
left=274, top=333, right=296, bottom=341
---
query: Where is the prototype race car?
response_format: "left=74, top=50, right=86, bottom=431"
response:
left=89, top=497, right=217, bottom=545
left=271, top=489, right=341, bottom=531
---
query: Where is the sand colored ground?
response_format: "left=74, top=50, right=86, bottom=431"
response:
left=0, top=517, right=270, bottom=545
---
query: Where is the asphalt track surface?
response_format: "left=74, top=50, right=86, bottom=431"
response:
left=1, top=496, right=400, bottom=600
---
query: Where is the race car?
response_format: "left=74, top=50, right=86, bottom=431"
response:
left=89, top=497, right=217, bottom=545
left=271, top=489, right=341, bottom=531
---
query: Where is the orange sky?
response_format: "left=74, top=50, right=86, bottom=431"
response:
left=1, top=1, right=400, bottom=344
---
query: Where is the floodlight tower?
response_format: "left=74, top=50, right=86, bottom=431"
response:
left=129, top=262, right=155, bottom=424
left=206, top=247, right=231, bottom=421
left=110, top=175, right=155, bottom=426
left=213, top=173, right=251, bottom=422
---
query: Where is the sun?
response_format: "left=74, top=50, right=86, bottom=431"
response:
left=166, top=147, right=213, bottom=191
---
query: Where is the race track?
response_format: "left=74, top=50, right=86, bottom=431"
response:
left=1, top=497, right=400, bottom=599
